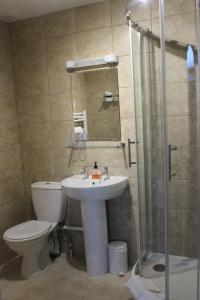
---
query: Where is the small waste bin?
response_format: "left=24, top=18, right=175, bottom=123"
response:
left=108, top=241, right=128, bottom=276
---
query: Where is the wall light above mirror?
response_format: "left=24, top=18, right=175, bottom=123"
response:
left=66, top=55, right=119, bottom=73
left=66, top=55, right=121, bottom=142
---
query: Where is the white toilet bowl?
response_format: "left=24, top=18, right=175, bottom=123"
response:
left=3, top=220, right=53, bottom=279
left=3, top=181, right=66, bottom=279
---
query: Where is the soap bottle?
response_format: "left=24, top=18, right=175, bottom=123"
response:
left=91, top=162, right=102, bottom=180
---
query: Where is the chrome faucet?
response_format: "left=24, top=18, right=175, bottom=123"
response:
left=81, top=166, right=89, bottom=179
left=102, top=166, right=109, bottom=180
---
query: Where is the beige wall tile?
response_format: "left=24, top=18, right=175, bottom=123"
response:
left=14, top=40, right=46, bottom=70
left=15, top=17, right=44, bottom=44
left=154, top=50, right=189, bottom=84
left=0, top=97, right=16, bottom=123
left=0, top=21, right=10, bottom=39
left=120, top=117, right=136, bottom=142
left=19, top=121, right=53, bottom=149
left=152, top=13, right=196, bottom=46
left=111, top=0, right=150, bottom=25
left=44, top=9, right=75, bottom=38
left=17, top=95, right=51, bottom=123
left=50, top=93, right=72, bottom=121
left=129, top=1, right=151, bottom=22
left=155, top=82, right=197, bottom=117
left=152, top=0, right=195, bottom=18
left=167, top=82, right=196, bottom=116
left=77, top=27, right=112, bottom=59
left=53, top=147, right=72, bottom=175
left=119, top=87, right=134, bottom=118
left=46, top=34, right=77, bottom=67
left=15, top=67, right=48, bottom=97
left=0, top=121, right=19, bottom=152
left=171, top=179, right=196, bottom=211
left=0, top=37, right=12, bottom=68
left=22, top=147, right=54, bottom=176
left=109, top=166, right=137, bottom=178
left=52, top=121, right=73, bottom=148
left=81, top=148, right=129, bottom=168
left=168, top=116, right=197, bottom=146
left=172, top=146, right=196, bottom=180
left=0, top=148, right=22, bottom=180
left=112, top=24, right=130, bottom=56
left=0, top=68, right=14, bottom=98
left=118, top=56, right=132, bottom=87
left=48, top=66, right=71, bottom=94
left=111, top=0, right=129, bottom=25
left=0, top=23, right=25, bottom=265
left=75, top=0, right=111, bottom=32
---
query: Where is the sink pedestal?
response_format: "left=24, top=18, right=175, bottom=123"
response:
left=81, top=200, right=108, bottom=276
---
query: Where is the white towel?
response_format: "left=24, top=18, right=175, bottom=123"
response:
left=74, top=126, right=83, bottom=133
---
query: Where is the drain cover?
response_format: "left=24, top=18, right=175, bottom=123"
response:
left=153, top=264, right=165, bottom=272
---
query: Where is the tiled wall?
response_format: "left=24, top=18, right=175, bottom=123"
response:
left=0, top=21, right=25, bottom=265
left=11, top=0, right=138, bottom=264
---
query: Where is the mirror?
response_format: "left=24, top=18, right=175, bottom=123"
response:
left=71, top=68, right=121, bottom=141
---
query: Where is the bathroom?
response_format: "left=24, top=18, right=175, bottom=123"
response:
left=0, top=0, right=199, bottom=299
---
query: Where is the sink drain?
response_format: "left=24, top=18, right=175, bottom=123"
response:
left=153, top=264, right=165, bottom=272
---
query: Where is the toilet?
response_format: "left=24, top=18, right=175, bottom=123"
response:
left=3, top=182, right=66, bottom=279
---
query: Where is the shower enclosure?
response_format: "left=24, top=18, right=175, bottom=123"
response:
left=127, top=0, right=200, bottom=299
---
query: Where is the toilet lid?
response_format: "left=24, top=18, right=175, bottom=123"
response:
left=4, top=220, right=52, bottom=241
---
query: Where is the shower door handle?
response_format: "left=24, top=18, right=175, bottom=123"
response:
left=168, top=144, right=177, bottom=181
left=128, top=139, right=137, bottom=167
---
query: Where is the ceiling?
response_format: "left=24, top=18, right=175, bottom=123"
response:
left=0, top=0, right=103, bottom=22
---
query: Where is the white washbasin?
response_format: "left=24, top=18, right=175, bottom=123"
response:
left=61, top=175, right=128, bottom=202
left=61, top=174, right=128, bottom=277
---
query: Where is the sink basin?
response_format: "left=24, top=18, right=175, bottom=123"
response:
left=61, top=175, right=128, bottom=277
left=61, top=175, right=128, bottom=202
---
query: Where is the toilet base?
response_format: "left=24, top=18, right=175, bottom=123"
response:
left=21, top=242, right=52, bottom=279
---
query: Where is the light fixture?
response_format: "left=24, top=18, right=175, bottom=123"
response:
left=66, top=55, right=119, bottom=73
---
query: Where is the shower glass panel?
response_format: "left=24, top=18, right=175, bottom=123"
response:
left=130, top=4, right=167, bottom=291
left=163, top=1, right=199, bottom=299
left=131, top=27, right=149, bottom=260
left=129, top=0, right=200, bottom=299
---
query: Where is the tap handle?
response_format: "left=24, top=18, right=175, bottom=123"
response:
left=103, top=166, right=108, bottom=173
left=81, top=165, right=87, bottom=173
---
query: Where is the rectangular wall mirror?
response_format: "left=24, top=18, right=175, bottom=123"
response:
left=71, top=67, right=121, bottom=141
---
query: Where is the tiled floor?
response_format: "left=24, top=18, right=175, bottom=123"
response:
left=0, top=255, right=133, bottom=300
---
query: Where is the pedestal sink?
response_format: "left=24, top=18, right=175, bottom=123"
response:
left=61, top=175, right=128, bottom=277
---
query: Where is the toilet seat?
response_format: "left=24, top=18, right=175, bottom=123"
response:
left=3, top=220, right=52, bottom=242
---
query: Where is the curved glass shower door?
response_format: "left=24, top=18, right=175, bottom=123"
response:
left=130, top=8, right=167, bottom=288
left=128, top=0, right=200, bottom=299
left=163, top=1, right=199, bottom=299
